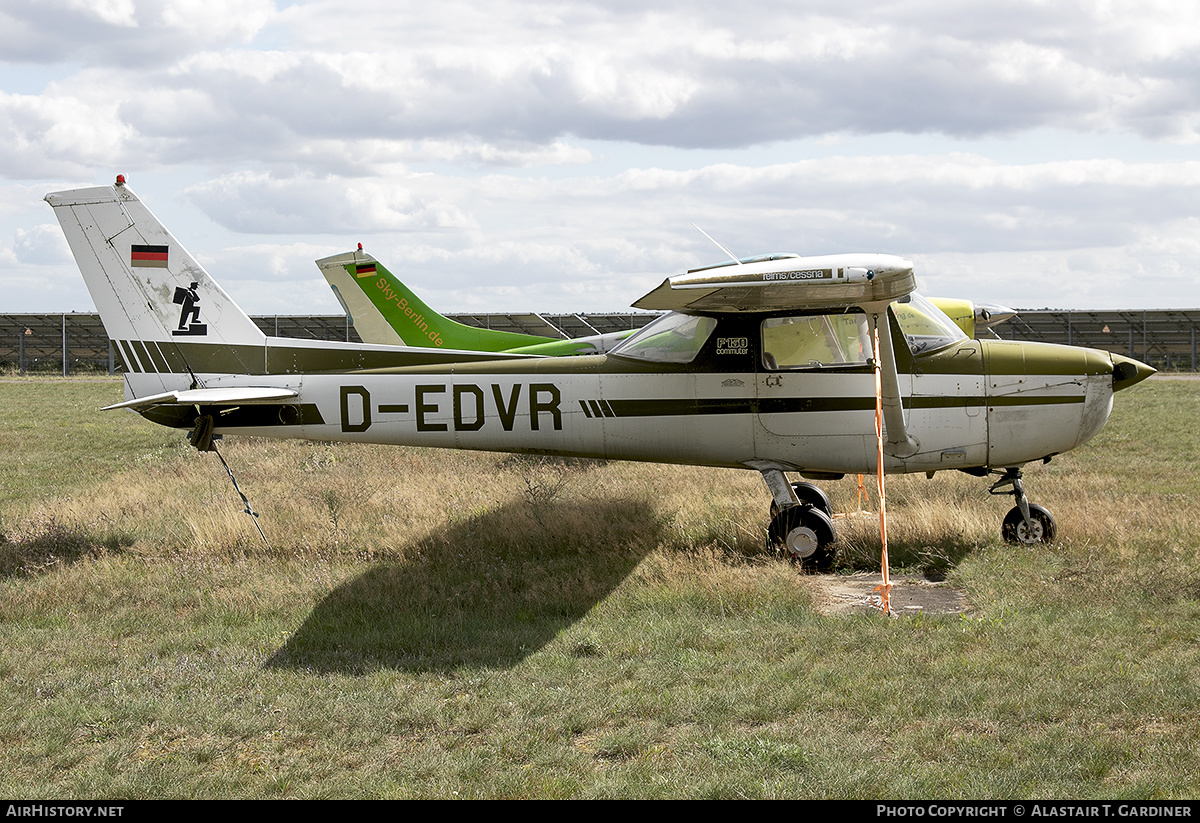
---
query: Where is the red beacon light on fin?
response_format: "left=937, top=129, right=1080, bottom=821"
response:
left=357, top=243, right=363, bottom=251
left=115, top=174, right=126, bottom=186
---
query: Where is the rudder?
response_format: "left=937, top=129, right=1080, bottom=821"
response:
left=46, top=179, right=265, bottom=346
left=45, top=178, right=266, bottom=387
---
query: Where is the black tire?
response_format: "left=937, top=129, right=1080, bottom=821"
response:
left=769, top=481, right=834, bottom=518
left=768, top=505, right=837, bottom=571
left=792, top=482, right=833, bottom=516
left=1001, top=504, right=1057, bottom=545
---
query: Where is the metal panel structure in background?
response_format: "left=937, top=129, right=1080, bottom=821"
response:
left=251, top=315, right=362, bottom=343
left=1004, top=309, right=1200, bottom=372
left=2, top=309, right=1198, bottom=373
left=1, top=313, right=113, bottom=375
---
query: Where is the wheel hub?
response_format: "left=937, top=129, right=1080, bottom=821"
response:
left=1015, top=519, right=1044, bottom=544
left=785, top=525, right=820, bottom=559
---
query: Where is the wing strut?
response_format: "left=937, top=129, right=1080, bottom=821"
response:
left=869, top=308, right=920, bottom=459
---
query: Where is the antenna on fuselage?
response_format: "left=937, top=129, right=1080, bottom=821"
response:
left=691, top=223, right=742, bottom=266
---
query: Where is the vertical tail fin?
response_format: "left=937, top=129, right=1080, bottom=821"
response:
left=315, top=251, right=557, bottom=351
left=316, top=250, right=408, bottom=347
left=45, top=179, right=265, bottom=385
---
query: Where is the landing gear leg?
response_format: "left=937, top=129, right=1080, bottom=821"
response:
left=760, top=469, right=837, bottom=571
left=761, top=469, right=799, bottom=511
left=990, top=467, right=1057, bottom=545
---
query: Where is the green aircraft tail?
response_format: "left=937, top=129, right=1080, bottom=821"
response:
left=316, top=250, right=560, bottom=351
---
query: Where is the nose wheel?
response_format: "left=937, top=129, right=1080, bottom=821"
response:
left=991, top=468, right=1057, bottom=545
left=1001, top=503, right=1057, bottom=545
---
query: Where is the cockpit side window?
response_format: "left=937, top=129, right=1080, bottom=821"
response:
left=761, top=311, right=871, bottom=370
left=610, top=312, right=718, bottom=364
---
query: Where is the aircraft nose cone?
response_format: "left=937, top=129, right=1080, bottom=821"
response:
left=1111, top=353, right=1156, bottom=392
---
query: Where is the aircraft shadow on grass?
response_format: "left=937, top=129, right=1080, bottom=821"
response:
left=264, top=495, right=661, bottom=674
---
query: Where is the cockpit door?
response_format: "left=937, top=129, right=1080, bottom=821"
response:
left=754, top=311, right=876, bottom=472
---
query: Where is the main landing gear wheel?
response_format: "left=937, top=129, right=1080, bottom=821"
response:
left=768, top=481, right=833, bottom=519
left=1001, top=504, right=1057, bottom=545
left=769, top=505, right=837, bottom=572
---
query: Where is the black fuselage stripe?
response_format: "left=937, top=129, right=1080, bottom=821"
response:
left=598, top=394, right=1082, bottom=418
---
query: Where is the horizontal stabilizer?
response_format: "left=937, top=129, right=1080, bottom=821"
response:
left=104, top=387, right=298, bottom=411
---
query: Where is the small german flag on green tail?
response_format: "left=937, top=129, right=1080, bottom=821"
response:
left=355, top=262, right=377, bottom=278
left=131, top=244, right=168, bottom=268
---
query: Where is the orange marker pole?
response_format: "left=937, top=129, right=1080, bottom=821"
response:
left=872, top=322, right=893, bottom=616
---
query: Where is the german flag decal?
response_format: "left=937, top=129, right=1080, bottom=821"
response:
left=131, top=244, right=169, bottom=268
left=355, top=263, right=377, bottom=278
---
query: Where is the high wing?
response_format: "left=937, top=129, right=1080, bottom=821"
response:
left=632, top=253, right=916, bottom=313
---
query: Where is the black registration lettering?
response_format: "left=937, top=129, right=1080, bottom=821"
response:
left=492, top=384, right=521, bottom=431
left=529, top=383, right=562, bottom=431
left=415, top=384, right=448, bottom=432
left=340, top=385, right=371, bottom=432
left=453, top=384, right=485, bottom=431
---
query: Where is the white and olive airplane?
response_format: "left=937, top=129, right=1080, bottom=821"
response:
left=46, top=178, right=1155, bottom=569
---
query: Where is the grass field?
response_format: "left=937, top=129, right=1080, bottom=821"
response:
left=0, top=375, right=1197, bottom=798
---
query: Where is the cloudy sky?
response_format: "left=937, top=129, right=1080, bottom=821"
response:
left=2, top=0, right=1199, bottom=315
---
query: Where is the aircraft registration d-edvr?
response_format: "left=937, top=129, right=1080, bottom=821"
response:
left=46, top=177, right=1155, bottom=570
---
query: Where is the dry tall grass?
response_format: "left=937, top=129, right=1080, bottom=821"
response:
left=7, top=440, right=760, bottom=559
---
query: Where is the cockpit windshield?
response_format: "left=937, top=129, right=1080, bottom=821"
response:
left=610, top=312, right=718, bottom=364
left=892, top=293, right=968, bottom=355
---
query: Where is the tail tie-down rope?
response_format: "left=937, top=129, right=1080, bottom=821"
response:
left=192, top=414, right=271, bottom=549
left=213, top=441, right=271, bottom=549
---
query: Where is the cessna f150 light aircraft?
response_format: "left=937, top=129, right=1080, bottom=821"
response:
left=46, top=178, right=1155, bottom=569
left=315, top=248, right=1015, bottom=354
